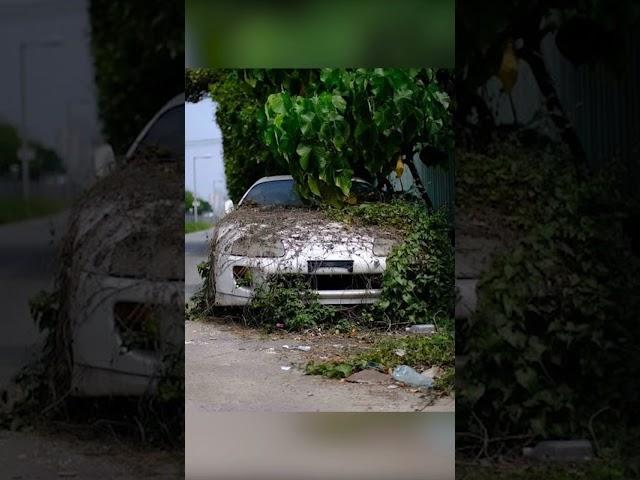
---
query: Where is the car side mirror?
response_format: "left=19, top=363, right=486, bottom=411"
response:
left=224, top=199, right=234, bottom=214
left=93, top=144, right=116, bottom=178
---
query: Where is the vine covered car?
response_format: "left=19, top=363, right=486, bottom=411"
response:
left=208, top=175, right=402, bottom=306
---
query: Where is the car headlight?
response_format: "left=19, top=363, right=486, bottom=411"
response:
left=230, top=237, right=285, bottom=257
left=109, top=232, right=182, bottom=279
left=373, top=237, right=398, bottom=257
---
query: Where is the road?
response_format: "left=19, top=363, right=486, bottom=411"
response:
left=185, top=227, right=215, bottom=302
left=184, top=229, right=454, bottom=413
left=0, top=212, right=68, bottom=387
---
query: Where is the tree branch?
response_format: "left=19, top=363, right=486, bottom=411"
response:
left=518, top=44, right=588, bottom=175
left=403, top=147, right=433, bottom=210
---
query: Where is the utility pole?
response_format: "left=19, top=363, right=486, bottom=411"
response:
left=18, top=38, right=62, bottom=200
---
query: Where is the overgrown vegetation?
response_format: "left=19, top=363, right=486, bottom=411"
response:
left=244, top=277, right=338, bottom=332
left=89, top=0, right=183, bottom=152
left=2, top=151, right=184, bottom=449
left=456, top=133, right=640, bottom=473
left=187, top=68, right=453, bottom=205
left=305, top=332, right=455, bottom=393
left=327, top=199, right=455, bottom=328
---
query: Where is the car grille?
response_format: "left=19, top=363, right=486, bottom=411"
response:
left=273, top=273, right=383, bottom=290
left=307, top=260, right=354, bottom=273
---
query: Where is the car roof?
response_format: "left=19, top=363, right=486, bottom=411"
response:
left=249, top=175, right=371, bottom=186
left=125, top=93, right=185, bottom=159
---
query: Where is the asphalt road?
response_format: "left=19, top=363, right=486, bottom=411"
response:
left=0, top=212, right=68, bottom=387
left=184, top=227, right=215, bottom=302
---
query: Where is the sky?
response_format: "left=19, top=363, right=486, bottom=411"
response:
left=185, top=97, right=228, bottom=206
left=0, top=0, right=100, bottom=185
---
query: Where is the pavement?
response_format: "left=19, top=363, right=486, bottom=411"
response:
left=184, top=228, right=455, bottom=413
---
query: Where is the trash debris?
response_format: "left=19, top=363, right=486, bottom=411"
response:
left=345, top=369, right=391, bottom=385
left=391, top=365, right=434, bottom=388
left=276, top=323, right=285, bottom=329
left=394, top=348, right=406, bottom=357
left=331, top=344, right=344, bottom=349
left=387, top=384, right=399, bottom=389
left=523, top=440, right=593, bottom=463
left=405, top=324, right=436, bottom=334
left=422, top=366, right=445, bottom=379
left=280, top=366, right=291, bottom=371
left=283, top=345, right=311, bottom=351
left=264, top=347, right=277, bottom=354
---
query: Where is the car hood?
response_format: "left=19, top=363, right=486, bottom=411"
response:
left=214, top=206, right=401, bottom=258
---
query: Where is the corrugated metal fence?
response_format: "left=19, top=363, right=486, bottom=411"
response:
left=417, top=155, right=455, bottom=218
left=542, top=31, right=640, bottom=174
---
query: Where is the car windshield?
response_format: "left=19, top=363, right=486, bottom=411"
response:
left=136, top=105, right=185, bottom=158
left=240, top=179, right=304, bottom=207
left=240, top=178, right=379, bottom=207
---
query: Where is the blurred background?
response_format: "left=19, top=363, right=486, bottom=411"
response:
left=185, top=97, right=228, bottom=231
left=186, top=0, right=454, bottom=68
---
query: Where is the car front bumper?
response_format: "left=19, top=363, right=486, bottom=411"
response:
left=213, top=254, right=387, bottom=306
left=70, top=271, right=183, bottom=396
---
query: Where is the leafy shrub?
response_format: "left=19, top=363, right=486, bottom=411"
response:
left=263, top=68, right=452, bottom=204
left=458, top=142, right=640, bottom=441
left=90, top=0, right=183, bottom=152
left=328, top=199, right=455, bottom=328
left=244, top=277, right=337, bottom=332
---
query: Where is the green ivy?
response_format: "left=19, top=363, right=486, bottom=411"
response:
left=458, top=139, right=640, bottom=442
left=328, top=199, right=455, bottom=327
left=244, top=277, right=337, bottom=332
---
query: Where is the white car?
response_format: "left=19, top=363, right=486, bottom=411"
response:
left=63, top=94, right=184, bottom=396
left=209, top=175, right=400, bottom=306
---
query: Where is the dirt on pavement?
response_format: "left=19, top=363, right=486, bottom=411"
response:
left=0, top=429, right=182, bottom=479
left=186, top=319, right=454, bottom=413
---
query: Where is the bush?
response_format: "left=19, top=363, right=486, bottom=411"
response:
left=328, top=199, right=455, bottom=328
left=458, top=139, right=640, bottom=442
left=89, top=0, right=183, bottom=152
left=244, top=277, right=337, bottom=332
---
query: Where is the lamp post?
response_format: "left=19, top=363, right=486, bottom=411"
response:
left=18, top=37, right=62, bottom=200
left=192, top=154, right=212, bottom=222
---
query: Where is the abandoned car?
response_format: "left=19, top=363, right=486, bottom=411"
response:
left=209, top=175, right=400, bottom=306
left=61, top=94, right=184, bottom=396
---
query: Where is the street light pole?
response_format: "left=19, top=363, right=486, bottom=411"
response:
left=192, top=154, right=212, bottom=223
left=18, top=38, right=62, bottom=200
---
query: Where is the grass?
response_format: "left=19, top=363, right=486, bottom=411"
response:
left=305, top=331, right=455, bottom=393
left=185, top=220, right=213, bottom=233
left=0, top=197, right=66, bottom=224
